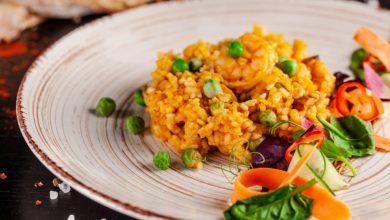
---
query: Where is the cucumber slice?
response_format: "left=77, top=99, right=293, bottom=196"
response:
left=288, top=144, right=349, bottom=191
left=381, top=73, right=390, bottom=88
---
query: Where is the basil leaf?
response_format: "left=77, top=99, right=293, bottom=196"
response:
left=330, top=116, right=375, bottom=157
left=224, top=184, right=314, bottom=220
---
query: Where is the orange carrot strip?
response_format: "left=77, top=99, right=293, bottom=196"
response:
left=279, top=146, right=316, bottom=187
left=354, top=26, right=390, bottom=71
left=231, top=168, right=351, bottom=220
left=374, top=135, right=390, bottom=152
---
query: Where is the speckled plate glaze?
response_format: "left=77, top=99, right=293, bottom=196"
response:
left=16, top=0, right=390, bottom=219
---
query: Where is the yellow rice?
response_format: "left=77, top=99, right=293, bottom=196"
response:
left=144, top=25, right=335, bottom=161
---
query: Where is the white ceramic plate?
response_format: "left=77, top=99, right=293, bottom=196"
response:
left=17, top=0, right=390, bottom=219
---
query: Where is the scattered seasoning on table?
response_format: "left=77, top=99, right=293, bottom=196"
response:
left=35, top=200, right=42, bottom=206
left=34, top=181, right=44, bottom=187
left=4, top=109, right=16, bottom=118
left=68, top=214, right=75, bottom=220
left=0, top=41, right=27, bottom=58
left=0, top=89, right=10, bottom=98
left=59, top=182, right=71, bottom=193
left=0, top=172, right=7, bottom=180
left=52, top=177, right=62, bottom=187
left=50, top=191, right=59, bottom=200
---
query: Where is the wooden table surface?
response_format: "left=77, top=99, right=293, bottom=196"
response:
left=0, top=1, right=388, bottom=220
left=0, top=15, right=130, bottom=220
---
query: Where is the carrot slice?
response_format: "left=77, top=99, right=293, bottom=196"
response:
left=279, top=146, right=316, bottom=187
left=231, top=168, right=351, bottom=220
left=374, top=135, right=390, bottom=152
left=354, top=26, right=390, bottom=71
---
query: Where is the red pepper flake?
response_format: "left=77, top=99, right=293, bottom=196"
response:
left=34, top=181, right=44, bottom=187
left=0, top=172, right=7, bottom=180
left=35, top=200, right=42, bottom=206
left=0, top=41, right=27, bottom=58
left=4, top=109, right=16, bottom=118
left=31, top=32, right=39, bottom=40
left=31, top=48, right=41, bottom=56
left=11, top=65, right=20, bottom=73
left=0, top=89, right=10, bottom=98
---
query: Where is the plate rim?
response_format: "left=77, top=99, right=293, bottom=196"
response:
left=15, top=0, right=390, bottom=219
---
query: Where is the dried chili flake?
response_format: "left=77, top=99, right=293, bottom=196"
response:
left=0, top=172, right=7, bottom=180
left=0, top=42, right=27, bottom=58
left=0, top=89, right=10, bottom=98
left=35, top=200, right=42, bottom=206
left=4, top=109, right=16, bottom=118
left=34, top=181, right=44, bottom=187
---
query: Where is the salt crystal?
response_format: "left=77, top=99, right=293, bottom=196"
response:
left=49, top=191, right=58, bottom=200
left=67, top=214, right=75, bottom=220
left=59, top=182, right=71, bottom=193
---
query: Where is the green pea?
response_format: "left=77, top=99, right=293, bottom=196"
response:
left=209, top=101, right=225, bottom=115
left=189, top=58, right=203, bottom=72
left=153, top=150, right=171, bottom=170
left=228, top=41, right=245, bottom=58
left=126, top=116, right=145, bottom=134
left=181, top=148, right=202, bottom=169
left=203, top=78, right=222, bottom=98
left=172, top=58, right=189, bottom=74
left=96, top=97, right=116, bottom=117
left=278, top=56, right=288, bottom=63
left=134, top=89, right=145, bottom=106
left=247, top=137, right=265, bottom=152
left=277, top=59, right=297, bottom=76
left=258, top=110, right=277, bottom=127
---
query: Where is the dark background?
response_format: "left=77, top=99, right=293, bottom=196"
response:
left=0, top=1, right=388, bottom=219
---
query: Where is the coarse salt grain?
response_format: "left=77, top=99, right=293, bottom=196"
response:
left=35, top=200, right=42, bottom=206
left=50, top=191, right=58, bottom=200
left=67, top=214, right=75, bottom=220
left=0, top=172, right=7, bottom=180
left=59, top=182, right=71, bottom=193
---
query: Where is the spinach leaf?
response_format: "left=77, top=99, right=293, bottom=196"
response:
left=331, top=116, right=375, bottom=157
left=317, top=115, right=375, bottom=157
left=224, top=180, right=315, bottom=220
left=321, top=140, right=357, bottom=176
left=350, top=48, right=368, bottom=82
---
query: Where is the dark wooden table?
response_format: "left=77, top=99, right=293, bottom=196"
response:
left=0, top=15, right=130, bottom=220
left=0, top=1, right=388, bottom=219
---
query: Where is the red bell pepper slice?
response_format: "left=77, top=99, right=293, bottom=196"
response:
left=335, top=82, right=381, bottom=121
left=285, top=130, right=324, bottom=163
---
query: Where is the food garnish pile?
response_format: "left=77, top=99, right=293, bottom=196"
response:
left=95, top=25, right=390, bottom=220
